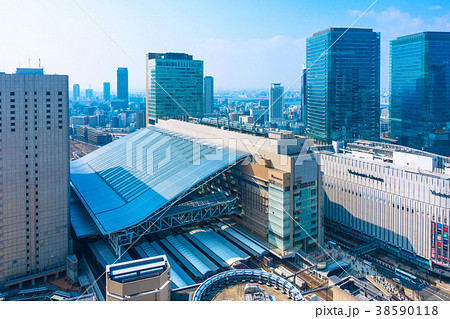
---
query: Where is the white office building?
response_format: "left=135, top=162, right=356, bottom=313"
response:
left=320, top=140, right=450, bottom=275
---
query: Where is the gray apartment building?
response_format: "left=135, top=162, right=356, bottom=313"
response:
left=0, top=68, right=69, bottom=287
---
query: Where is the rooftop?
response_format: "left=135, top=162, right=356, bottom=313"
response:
left=16, top=68, right=44, bottom=75
left=147, top=52, right=194, bottom=61
left=313, top=27, right=374, bottom=37
left=70, top=126, right=248, bottom=234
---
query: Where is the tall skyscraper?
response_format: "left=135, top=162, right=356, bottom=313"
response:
left=269, top=83, right=284, bottom=122
left=306, top=27, right=380, bottom=143
left=73, top=83, right=80, bottom=101
left=146, top=52, right=203, bottom=122
left=103, top=82, right=111, bottom=101
left=389, top=32, right=450, bottom=156
left=300, top=65, right=307, bottom=124
left=85, top=89, right=93, bottom=100
left=117, top=67, right=128, bottom=107
left=203, top=76, right=214, bottom=115
left=0, top=68, right=69, bottom=286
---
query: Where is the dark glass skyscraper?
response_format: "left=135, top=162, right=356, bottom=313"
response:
left=117, top=67, right=128, bottom=106
left=306, top=28, right=380, bottom=143
left=389, top=32, right=450, bottom=155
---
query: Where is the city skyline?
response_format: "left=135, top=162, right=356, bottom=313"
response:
left=0, top=1, right=449, bottom=91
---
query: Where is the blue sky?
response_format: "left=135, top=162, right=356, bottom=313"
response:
left=0, top=0, right=449, bottom=92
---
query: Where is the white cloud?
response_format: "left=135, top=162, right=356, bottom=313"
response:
left=347, top=9, right=362, bottom=16
left=429, top=5, right=442, bottom=10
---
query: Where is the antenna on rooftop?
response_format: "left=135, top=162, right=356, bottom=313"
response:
left=28, top=58, right=31, bottom=68
left=39, top=58, right=41, bottom=68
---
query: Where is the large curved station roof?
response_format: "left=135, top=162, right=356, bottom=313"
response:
left=70, top=126, right=248, bottom=234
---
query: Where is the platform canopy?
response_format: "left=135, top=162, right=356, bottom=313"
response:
left=70, top=126, right=248, bottom=235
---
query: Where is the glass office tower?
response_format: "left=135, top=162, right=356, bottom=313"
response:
left=146, top=52, right=203, bottom=122
left=117, top=67, right=128, bottom=106
left=269, top=83, right=284, bottom=123
left=389, top=32, right=450, bottom=156
left=306, top=28, right=380, bottom=144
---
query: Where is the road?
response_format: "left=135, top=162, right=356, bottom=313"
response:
left=417, top=284, right=450, bottom=301
left=371, top=259, right=450, bottom=301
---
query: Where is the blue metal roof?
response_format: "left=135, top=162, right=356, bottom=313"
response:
left=188, top=228, right=249, bottom=266
left=70, top=200, right=101, bottom=238
left=214, top=222, right=269, bottom=257
left=88, top=240, right=132, bottom=269
left=70, top=126, right=248, bottom=234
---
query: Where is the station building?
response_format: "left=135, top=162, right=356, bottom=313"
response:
left=69, top=119, right=323, bottom=297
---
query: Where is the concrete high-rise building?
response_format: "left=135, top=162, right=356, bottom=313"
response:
left=0, top=68, right=69, bottom=287
left=389, top=32, right=450, bottom=156
left=117, top=67, right=128, bottom=108
left=146, top=52, right=203, bottom=123
left=73, top=84, right=80, bottom=101
left=306, top=27, right=380, bottom=144
left=300, top=65, right=307, bottom=124
left=103, top=82, right=111, bottom=101
left=269, top=83, right=284, bottom=123
left=135, top=110, right=146, bottom=129
left=203, top=76, right=214, bottom=115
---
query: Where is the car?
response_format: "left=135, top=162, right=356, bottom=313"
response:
left=392, top=278, right=401, bottom=283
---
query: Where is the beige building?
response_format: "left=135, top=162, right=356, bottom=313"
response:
left=0, top=68, right=69, bottom=287
left=106, top=255, right=171, bottom=301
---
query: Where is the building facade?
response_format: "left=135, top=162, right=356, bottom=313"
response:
left=389, top=32, right=450, bottom=156
left=269, top=83, right=284, bottom=123
left=0, top=68, right=70, bottom=286
left=301, top=65, right=307, bottom=125
left=203, top=76, right=214, bottom=115
left=321, top=140, right=450, bottom=274
left=306, top=27, right=380, bottom=144
left=103, top=82, right=111, bottom=101
left=146, top=52, right=203, bottom=123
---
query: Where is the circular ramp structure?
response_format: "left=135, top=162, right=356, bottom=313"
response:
left=191, top=269, right=304, bottom=301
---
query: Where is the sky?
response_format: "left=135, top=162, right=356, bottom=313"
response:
left=0, top=0, right=449, bottom=92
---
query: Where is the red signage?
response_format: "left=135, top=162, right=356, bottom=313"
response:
left=431, top=222, right=436, bottom=258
